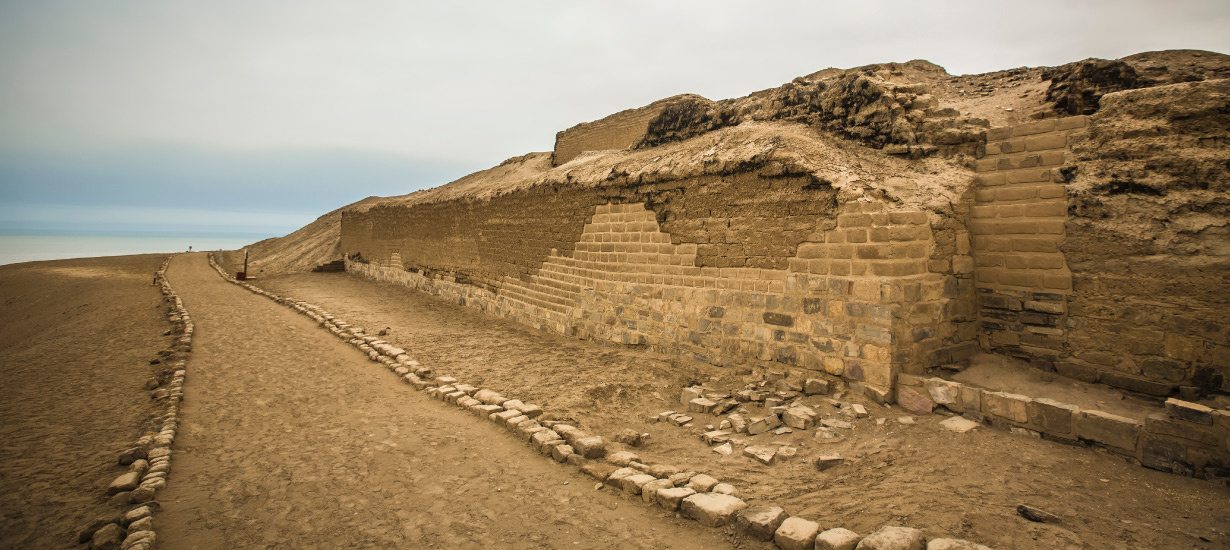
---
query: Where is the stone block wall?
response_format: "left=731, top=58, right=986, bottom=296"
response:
left=552, top=96, right=698, bottom=166
left=970, top=112, right=1229, bottom=396
left=342, top=172, right=973, bottom=401
left=970, top=116, right=1084, bottom=370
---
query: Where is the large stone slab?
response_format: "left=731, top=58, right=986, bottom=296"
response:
left=982, top=391, right=1031, bottom=423
left=681, top=493, right=747, bottom=527
left=1028, top=398, right=1078, bottom=435
left=1074, top=410, right=1142, bottom=452
left=816, top=528, right=862, bottom=550
left=735, top=505, right=787, bottom=541
left=774, top=516, right=821, bottom=550
left=656, top=487, right=696, bottom=511
left=856, top=526, right=925, bottom=550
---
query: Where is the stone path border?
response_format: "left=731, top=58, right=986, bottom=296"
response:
left=204, top=254, right=994, bottom=550
left=80, top=256, right=189, bottom=550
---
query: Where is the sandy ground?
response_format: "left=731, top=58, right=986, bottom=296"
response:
left=0, top=255, right=171, bottom=549
left=256, top=270, right=1230, bottom=550
left=156, top=253, right=743, bottom=549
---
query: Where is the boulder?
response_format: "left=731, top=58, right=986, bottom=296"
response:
left=774, top=516, right=822, bottom=550
left=735, top=505, right=787, bottom=541
left=817, top=528, right=862, bottom=550
left=856, top=526, right=925, bottom=550
left=681, top=493, right=747, bottom=527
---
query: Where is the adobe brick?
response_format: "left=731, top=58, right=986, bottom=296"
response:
left=1040, top=151, right=1066, bottom=166
left=987, top=127, right=1012, bottom=140
left=1055, top=115, right=1089, bottom=130
left=1024, top=202, right=1066, bottom=217
left=890, top=225, right=926, bottom=241
left=996, top=187, right=1038, bottom=201
left=808, top=260, right=829, bottom=274
left=845, top=228, right=868, bottom=243
left=998, top=270, right=1043, bottom=288
left=1012, top=119, right=1057, bottom=136
left=975, top=172, right=1007, bottom=187
left=829, top=260, right=851, bottom=276
left=1035, top=220, right=1066, bottom=234
left=1042, top=273, right=1071, bottom=290
left=969, top=221, right=995, bottom=236
left=971, top=206, right=995, bottom=219
left=1006, top=168, right=1053, bottom=184
left=889, top=211, right=929, bottom=225
left=996, top=204, right=1024, bottom=218
left=1025, top=132, right=1069, bottom=151
left=974, top=189, right=996, bottom=202
left=1007, top=253, right=1065, bottom=270
left=996, top=220, right=1040, bottom=234
left=1038, top=184, right=1067, bottom=199
left=984, top=141, right=1004, bottom=156
left=837, top=213, right=871, bottom=228
left=999, top=139, right=1027, bottom=154
left=986, top=237, right=1012, bottom=252
left=975, top=254, right=1004, bottom=267
left=796, top=243, right=826, bottom=259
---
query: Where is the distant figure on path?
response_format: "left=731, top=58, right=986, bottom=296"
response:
left=188, top=245, right=193, bottom=252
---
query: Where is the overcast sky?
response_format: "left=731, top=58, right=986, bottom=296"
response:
left=1, top=0, right=1228, bottom=240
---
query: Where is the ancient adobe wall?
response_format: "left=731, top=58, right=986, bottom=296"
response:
left=971, top=113, right=1229, bottom=396
left=341, top=172, right=978, bottom=402
left=970, top=117, right=1080, bottom=370
left=552, top=97, right=693, bottom=166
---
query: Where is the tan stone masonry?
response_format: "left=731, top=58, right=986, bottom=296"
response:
left=350, top=201, right=950, bottom=401
left=970, top=116, right=1083, bottom=371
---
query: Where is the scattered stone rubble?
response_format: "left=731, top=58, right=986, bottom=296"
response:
left=79, top=256, right=188, bottom=550
left=205, top=254, right=996, bottom=549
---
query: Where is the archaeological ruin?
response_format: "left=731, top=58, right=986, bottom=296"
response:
left=260, top=52, right=1230, bottom=479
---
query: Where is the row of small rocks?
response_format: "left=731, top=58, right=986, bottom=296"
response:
left=79, top=256, right=188, bottom=550
left=204, top=255, right=992, bottom=550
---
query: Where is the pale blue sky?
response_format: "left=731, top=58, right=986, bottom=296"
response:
left=1, top=0, right=1228, bottom=240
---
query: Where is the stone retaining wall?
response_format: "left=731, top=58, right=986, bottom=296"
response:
left=971, top=113, right=1228, bottom=397
left=346, top=195, right=969, bottom=403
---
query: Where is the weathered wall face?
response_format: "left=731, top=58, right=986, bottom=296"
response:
left=1061, top=80, right=1230, bottom=395
left=552, top=96, right=701, bottom=166
left=968, top=83, right=1230, bottom=396
left=970, top=116, right=1082, bottom=371
left=342, top=168, right=976, bottom=401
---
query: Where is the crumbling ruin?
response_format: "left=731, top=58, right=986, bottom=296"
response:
left=320, top=50, right=1230, bottom=477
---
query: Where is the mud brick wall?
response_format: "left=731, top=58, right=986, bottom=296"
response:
left=552, top=97, right=690, bottom=166
left=971, top=113, right=1228, bottom=396
left=342, top=173, right=968, bottom=402
left=970, top=117, right=1082, bottom=371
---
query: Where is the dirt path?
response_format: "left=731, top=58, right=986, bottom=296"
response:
left=255, top=270, right=1230, bottom=550
left=0, top=255, right=168, bottom=549
left=156, top=253, right=739, bottom=550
